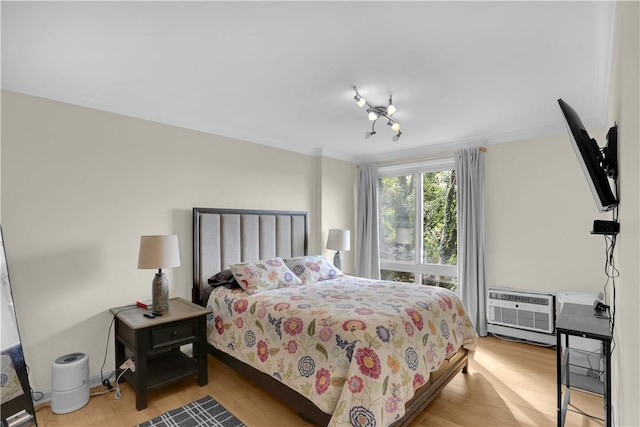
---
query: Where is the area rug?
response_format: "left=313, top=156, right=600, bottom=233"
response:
left=136, top=395, right=246, bottom=427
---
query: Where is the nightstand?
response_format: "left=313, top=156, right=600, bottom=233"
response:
left=110, top=297, right=211, bottom=410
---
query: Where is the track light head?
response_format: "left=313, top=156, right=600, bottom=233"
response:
left=367, top=110, right=378, bottom=121
left=354, top=94, right=366, bottom=108
left=387, top=96, right=396, bottom=116
left=387, top=120, right=401, bottom=132
left=353, top=87, right=367, bottom=108
left=392, top=131, right=402, bottom=142
left=365, top=131, right=376, bottom=139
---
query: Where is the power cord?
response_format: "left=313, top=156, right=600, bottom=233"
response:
left=90, top=365, right=130, bottom=400
left=600, top=183, right=618, bottom=355
left=99, top=307, right=138, bottom=387
left=25, top=363, right=44, bottom=402
left=114, top=366, right=130, bottom=400
left=603, top=190, right=619, bottom=327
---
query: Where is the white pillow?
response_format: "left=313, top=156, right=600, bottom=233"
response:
left=230, top=257, right=302, bottom=294
left=284, top=255, right=343, bottom=284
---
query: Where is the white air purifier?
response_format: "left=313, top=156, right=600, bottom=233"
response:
left=51, top=352, right=89, bottom=414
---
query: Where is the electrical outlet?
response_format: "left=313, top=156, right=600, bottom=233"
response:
left=120, top=358, right=134, bottom=370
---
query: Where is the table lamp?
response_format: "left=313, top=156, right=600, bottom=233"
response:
left=138, top=235, right=181, bottom=313
left=326, top=229, right=350, bottom=271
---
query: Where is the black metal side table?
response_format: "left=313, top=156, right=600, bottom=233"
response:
left=556, top=303, right=612, bottom=427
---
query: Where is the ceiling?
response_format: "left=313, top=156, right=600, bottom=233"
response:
left=1, top=1, right=616, bottom=163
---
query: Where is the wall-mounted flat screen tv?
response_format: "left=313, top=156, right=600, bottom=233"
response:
left=558, top=98, right=618, bottom=212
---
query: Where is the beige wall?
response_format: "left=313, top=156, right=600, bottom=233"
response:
left=319, top=156, right=357, bottom=274
left=485, top=132, right=612, bottom=295
left=486, top=3, right=639, bottom=424
left=1, top=90, right=356, bottom=391
left=0, top=96, right=2, bottom=223
left=608, top=2, right=640, bottom=425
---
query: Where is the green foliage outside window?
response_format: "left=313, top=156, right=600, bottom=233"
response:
left=381, top=270, right=414, bottom=283
left=423, top=274, right=458, bottom=292
left=379, top=170, right=457, bottom=292
left=423, top=170, right=457, bottom=265
left=379, top=175, right=416, bottom=260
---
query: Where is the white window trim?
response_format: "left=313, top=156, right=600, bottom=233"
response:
left=378, top=157, right=455, bottom=177
left=380, top=261, right=457, bottom=277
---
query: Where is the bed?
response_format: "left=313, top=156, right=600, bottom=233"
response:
left=193, top=208, right=477, bottom=427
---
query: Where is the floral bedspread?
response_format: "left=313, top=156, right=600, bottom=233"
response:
left=1, top=350, right=24, bottom=403
left=206, top=276, right=477, bottom=427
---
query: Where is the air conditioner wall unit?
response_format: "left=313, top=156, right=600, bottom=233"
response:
left=487, top=288, right=556, bottom=345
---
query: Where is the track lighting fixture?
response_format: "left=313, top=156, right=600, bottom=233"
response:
left=387, top=96, right=396, bottom=116
left=365, top=123, right=377, bottom=139
left=354, top=93, right=367, bottom=108
left=387, top=120, right=401, bottom=132
left=353, top=86, right=402, bottom=141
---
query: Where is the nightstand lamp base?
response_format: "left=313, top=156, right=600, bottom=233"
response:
left=152, top=272, right=169, bottom=312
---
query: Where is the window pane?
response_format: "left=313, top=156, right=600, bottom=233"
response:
left=422, top=170, right=457, bottom=265
left=381, top=270, right=415, bottom=283
left=379, top=175, right=416, bottom=262
left=421, top=274, right=457, bottom=292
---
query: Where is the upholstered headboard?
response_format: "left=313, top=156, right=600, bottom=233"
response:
left=192, top=208, right=308, bottom=305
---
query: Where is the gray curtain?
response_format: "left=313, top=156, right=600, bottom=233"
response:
left=355, top=163, right=381, bottom=279
left=455, top=148, right=487, bottom=336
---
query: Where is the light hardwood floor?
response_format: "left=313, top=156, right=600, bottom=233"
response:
left=35, top=336, right=604, bottom=426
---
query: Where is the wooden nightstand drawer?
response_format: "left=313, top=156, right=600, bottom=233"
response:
left=151, top=320, right=195, bottom=349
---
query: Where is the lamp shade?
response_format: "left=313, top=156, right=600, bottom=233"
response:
left=138, top=235, right=181, bottom=269
left=326, top=229, right=350, bottom=251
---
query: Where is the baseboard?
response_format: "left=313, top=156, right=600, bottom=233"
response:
left=488, top=323, right=556, bottom=346
left=35, top=348, right=193, bottom=406
left=34, top=374, right=105, bottom=406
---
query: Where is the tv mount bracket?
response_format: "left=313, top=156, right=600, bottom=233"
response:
left=601, top=124, right=618, bottom=180
left=592, top=124, right=619, bottom=236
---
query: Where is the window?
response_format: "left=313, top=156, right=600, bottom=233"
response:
left=378, top=159, right=457, bottom=292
